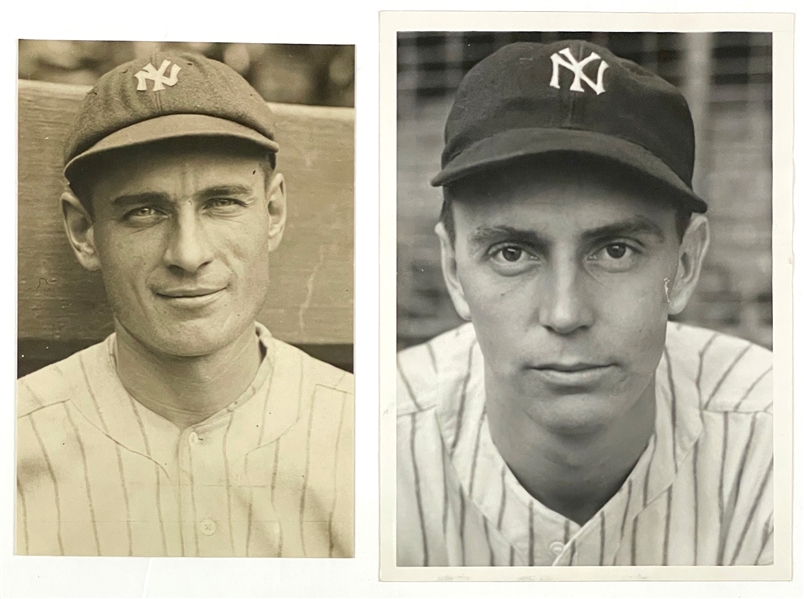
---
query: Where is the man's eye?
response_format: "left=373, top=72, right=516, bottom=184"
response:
left=588, top=242, right=640, bottom=271
left=124, top=206, right=164, bottom=222
left=500, top=246, right=523, bottom=262
left=488, top=244, right=538, bottom=275
left=490, top=244, right=529, bottom=263
left=207, top=198, right=241, bottom=209
left=604, top=243, right=629, bottom=259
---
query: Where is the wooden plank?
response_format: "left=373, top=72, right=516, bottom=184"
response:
left=17, top=339, right=353, bottom=378
left=18, top=79, right=354, bottom=346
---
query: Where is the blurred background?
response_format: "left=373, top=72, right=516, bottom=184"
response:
left=397, top=31, right=772, bottom=350
left=19, top=40, right=354, bottom=107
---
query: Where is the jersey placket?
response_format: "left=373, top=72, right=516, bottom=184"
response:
left=177, top=414, right=236, bottom=556
left=171, top=336, right=277, bottom=557
left=177, top=427, right=199, bottom=555
left=490, top=444, right=581, bottom=566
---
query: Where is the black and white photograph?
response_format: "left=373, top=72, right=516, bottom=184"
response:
left=382, top=12, right=793, bottom=580
left=2, top=2, right=801, bottom=598
left=16, top=40, right=355, bottom=558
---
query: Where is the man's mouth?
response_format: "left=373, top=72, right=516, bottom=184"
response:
left=156, top=287, right=224, bottom=298
left=154, top=287, right=226, bottom=307
left=534, top=362, right=609, bottom=372
left=530, top=362, right=613, bottom=387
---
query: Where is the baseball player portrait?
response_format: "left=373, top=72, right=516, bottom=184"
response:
left=16, top=43, right=354, bottom=557
left=396, top=34, right=774, bottom=567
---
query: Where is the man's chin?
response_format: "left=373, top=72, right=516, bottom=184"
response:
left=121, top=319, right=256, bottom=360
left=526, top=393, right=622, bottom=437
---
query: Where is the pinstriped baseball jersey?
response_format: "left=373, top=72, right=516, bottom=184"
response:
left=16, top=323, right=354, bottom=557
left=397, top=322, right=773, bottom=566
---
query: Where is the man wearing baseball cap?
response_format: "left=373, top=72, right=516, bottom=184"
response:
left=397, top=40, right=772, bottom=566
left=17, top=52, right=354, bottom=557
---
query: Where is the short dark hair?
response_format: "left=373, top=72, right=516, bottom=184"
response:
left=68, top=136, right=276, bottom=219
left=439, top=155, right=694, bottom=245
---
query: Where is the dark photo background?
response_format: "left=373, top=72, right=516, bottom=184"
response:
left=397, top=31, right=773, bottom=351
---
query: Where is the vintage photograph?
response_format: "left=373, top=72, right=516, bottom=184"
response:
left=391, top=27, right=785, bottom=573
left=16, top=40, right=355, bottom=557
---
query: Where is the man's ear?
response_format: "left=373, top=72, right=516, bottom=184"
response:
left=668, top=214, right=710, bottom=315
left=435, top=221, right=472, bottom=321
left=266, top=172, right=287, bottom=252
left=61, top=191, right=101, bottom=271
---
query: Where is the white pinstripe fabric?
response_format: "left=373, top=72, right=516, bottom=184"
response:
left=16, top=323, right=354, bottom=557
left=397, top=322, right=773, bottom=566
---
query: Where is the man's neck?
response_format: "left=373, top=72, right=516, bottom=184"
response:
left=486, top=376, right=656, bottom=526
left=114, top=323, right=264, bottom=429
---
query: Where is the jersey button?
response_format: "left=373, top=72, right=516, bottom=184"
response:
left=549, top=541, right=564, bottom=556
left=188, top=431, right=199, bottom=446
left=199, top=518, right=217, bottom=536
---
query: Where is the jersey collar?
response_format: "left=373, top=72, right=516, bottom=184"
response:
left=64, top=323, right=304, bottom=474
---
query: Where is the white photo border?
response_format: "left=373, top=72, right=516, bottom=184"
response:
left=2, top=2, right=801, bottom=597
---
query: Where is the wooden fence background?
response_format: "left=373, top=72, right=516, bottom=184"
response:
left=18, top=79, right=354, bottom=375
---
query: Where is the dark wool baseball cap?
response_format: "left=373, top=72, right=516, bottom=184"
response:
left=63, top=51, right=279, bottom=182
left=433, top=40, right=708, bottom=213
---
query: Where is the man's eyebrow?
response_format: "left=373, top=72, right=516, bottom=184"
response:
left=110, top=192, right=171, bottom=208
left=197, top=184, right=256, bottom=200
left=466, top=217, right=666, bottom=248
left=109, top=185, right=256, bottom=207
left=581, top=216, right=666, bottom=244
left=468, top=225, right=549, bottom=247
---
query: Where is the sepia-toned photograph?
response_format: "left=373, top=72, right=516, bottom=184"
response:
left=383, top=14, right=792, bottom=580
left=16, top=40, right=355, bottom=557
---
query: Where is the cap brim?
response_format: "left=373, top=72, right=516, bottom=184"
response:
left=64, top=113, right=279, bottom=181
left=431, top=128, right=708, bottom=213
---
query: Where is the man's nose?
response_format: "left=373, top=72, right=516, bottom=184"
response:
left=162, top=210, right=214, bottom=273
left=537, top=262, right=594, bottom=335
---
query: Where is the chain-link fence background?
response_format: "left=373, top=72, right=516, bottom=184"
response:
left=19, top=40, right=354, bottom=107
left=397, top=31, right=772, bottom=350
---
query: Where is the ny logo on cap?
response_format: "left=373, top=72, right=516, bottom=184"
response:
left=549, top=48, right=609, bottom=95
left=134, top=60, right=181, bottom=92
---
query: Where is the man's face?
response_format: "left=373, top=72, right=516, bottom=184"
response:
left=83, top=141, right=285, bottom=358
left=443, top=165, right=684, bottom=435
